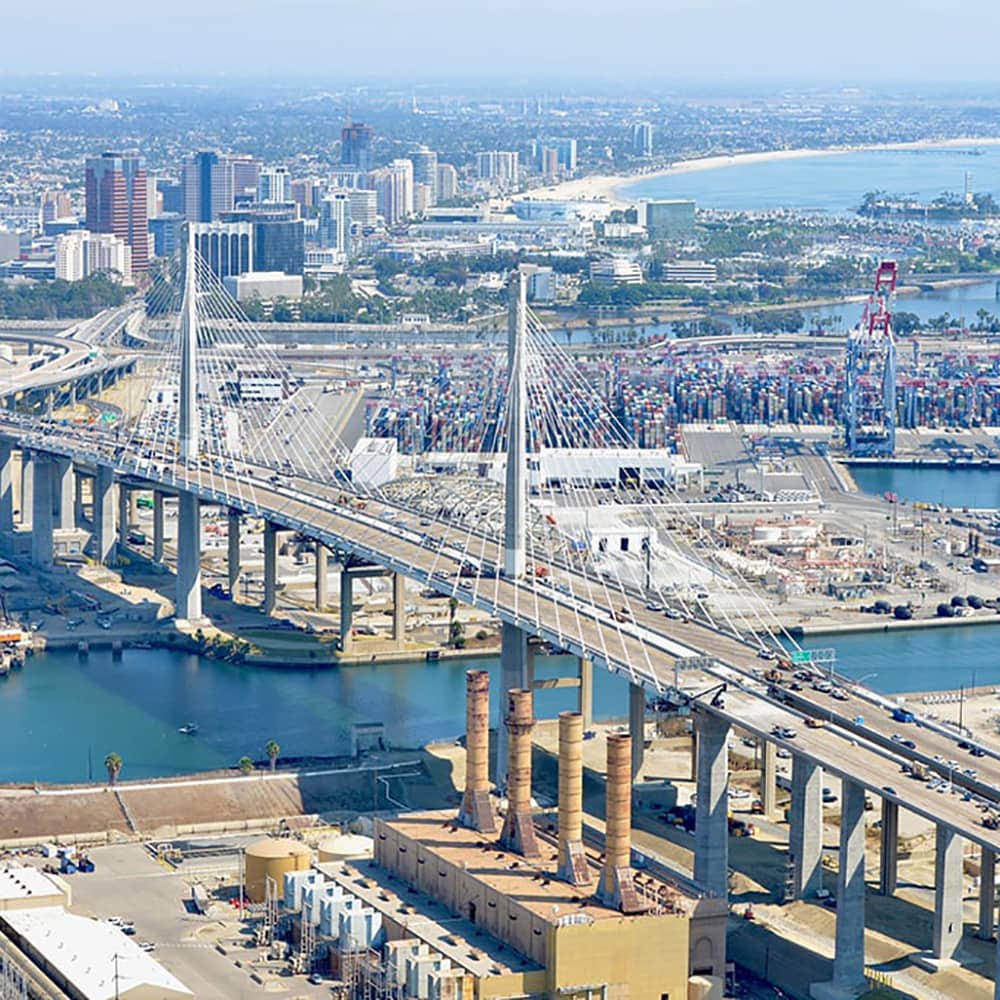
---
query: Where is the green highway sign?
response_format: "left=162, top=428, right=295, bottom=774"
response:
left=790, top=650, right=812, bottom=664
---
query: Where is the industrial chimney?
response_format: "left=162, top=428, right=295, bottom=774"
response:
left=599, top=733, right=642, bottom=913
left=458, top=670, right=497, bottom=834
left=557, top=711, right=591, bottom=885
left=499, top=688, right=540, bottom=857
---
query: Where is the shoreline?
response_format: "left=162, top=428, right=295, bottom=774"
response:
left=527, top=136, right=1000, bottom=210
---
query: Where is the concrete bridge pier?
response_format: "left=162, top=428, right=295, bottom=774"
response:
left=74, top=473, right=85, bottom=526
left=53, top=456, right=74, bottom=530
left=263, top=521, right=278, bottom=616
left=578, top=656, right=593, bottom=729
left=314, top=543, right=328, bottom=610
left=227, top=509, right=241, bottom=595
left=693, top=710, right=730, bottom=899
left=760, top=739, right=778, bottom=818
left=931, top=824, right=963, bottom=965
left=811, top=780, right=867, bottom=1000
left=338, top=568, right=353, bottom=651
left=152, top=490, right=166, bottom=563
left=0, top=439, right=14, bottom=533
left=19, top=450, right=33, bottom=529
left=117, top=485, right=130, bottom=548
left=176, top=490, right=202, bottom=624
left=628, top=682, right=645, bottom=780
left=879, top=799, right=899, bottom=896
left=790, top=755, right=823, bottom=898
left=93, top=465, right=116, bottom=566
left=392, top=571, right=406, bottom=646
left=30, top=453, right=54, bottom=567
left=496, top=622, right=529, bottom=791
left=979, top=848, right=995, bottom=940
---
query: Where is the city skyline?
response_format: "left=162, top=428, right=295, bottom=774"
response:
left=3, top=0, right=1000, bottom=84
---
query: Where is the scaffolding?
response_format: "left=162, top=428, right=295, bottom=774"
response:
left=342, top=946, right=407, bottom=1000
left=844, top=260, right=898, bottom=457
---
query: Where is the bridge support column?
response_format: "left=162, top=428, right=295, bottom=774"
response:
left=693, top=711, right=730, bottom=899
left=813, top=780, right=867, bottom=1000
left=314, top=543, right=328, bottom=611
left=629, top=682, right=645, bottom=780
left=152, top=490, right=165, bottom=563
left=93, top=465, right=116, bottom=566
left=339, top=569, right=353, bottom=652
left=0, top=440, right=13, bottom=533
left=30, top=454, right=54, bottom=568
left=263, top=521, right=278, bottom=616
left=578, top=656, right=593, bottom=729
left=932, top=824, right=963, bottom=963
left=74, top=473, right=85, bottom=526
left=19, top=450, right=33, bottom=528
left=495, top=622, right=528, bottom=791
left=53, top=457, right=74, bottom=531
left=760, top=739, right=778, bottom=818
left=227, top=509, right=241, bottom=595
left=790, top=755, right=823, bottom=899
left=979, top=848, right=995, bottom=941
left=117, top=485, right=130, bottom=548
left=176, top=490, right=202, bottom=624
left=392, top=571, right=406, bottom=646
left=879, top=798, right=899, bottom=896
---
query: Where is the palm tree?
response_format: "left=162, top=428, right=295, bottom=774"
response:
left=104, top=752, right=122, bottom=786
left=265, top=740, right=280, bottom=772
left=447, top=597, right=459, bottom=645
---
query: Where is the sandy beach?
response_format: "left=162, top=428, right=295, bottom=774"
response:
left=527, top=136, right=1000, bottom=211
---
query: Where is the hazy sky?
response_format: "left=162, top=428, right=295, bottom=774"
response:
left=4, top=0, right=1000, bottom=84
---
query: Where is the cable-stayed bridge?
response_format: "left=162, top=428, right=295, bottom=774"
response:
left=3, top=233, right=1000, bottom=994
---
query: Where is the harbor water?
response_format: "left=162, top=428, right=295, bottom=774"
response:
left=850, top=464, right=1000, bottom=510
left=5, top=621, right=1000, bottom=784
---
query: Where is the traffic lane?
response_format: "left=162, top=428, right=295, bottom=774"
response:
left=20, top=435, right=1000, bottom=848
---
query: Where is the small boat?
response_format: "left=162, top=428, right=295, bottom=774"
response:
left=178, top=723, right=198, bottom=735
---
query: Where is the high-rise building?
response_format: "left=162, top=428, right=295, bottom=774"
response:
left=231, top=156, right=261, bottom=204
left=436, top=163, right=458, bottom=202
left=56, top=230, right=133, bottom=283
left=258, top=167, right=289, bottom=204
left=632, top=122, right=654, bottom=157
left=345, top=189, right=378, bottom=231
left=554, top=139, right=577, bottom=174
left=189, top=220, right=254, bottom=279
left=372, top=160, right=414, bottom=226
left=40, top=190, right=72, bottom=224
left=84, top=151, right=150, bottom=273
left=318, top=192, right=351, bottom=253
left=341, top=121, right=375, bottom=171
left=157, top=179, right=184, bottom=215
left=221, top=205, right=304, bottom=275
left=290, top=178, right=320, bottom=211
left=410, top=146, right=438, bottom=203
left=477, top=151, right=519, bottom=189
left=542, top=147, right=560, bottom=182
left=182, top=152, right=257, bottom=223
left=149, top=214, right=184, bottom=258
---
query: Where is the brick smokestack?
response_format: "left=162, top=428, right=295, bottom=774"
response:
left=499, top=688, right=540, bottom=857
left=458, top=670, right=497, bottom=834
left=599, top=733, right=642, bottom=912
left=557, top=711, right=591, bottom=885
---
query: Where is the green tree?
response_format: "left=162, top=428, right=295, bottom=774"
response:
left=104, top=752, right=122, bottom=786
left=238, top=756, right=255, bottom=775
left=265, top=740, right=280, bottom=772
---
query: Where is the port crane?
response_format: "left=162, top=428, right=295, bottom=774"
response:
left=844, top=260, right=898, bottom=456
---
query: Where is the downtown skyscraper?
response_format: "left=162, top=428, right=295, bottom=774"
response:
left=84, top=152, right=150, bottom=272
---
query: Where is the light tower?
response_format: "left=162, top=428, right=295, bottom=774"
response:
left=844, top=260, right=897, bottom=457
